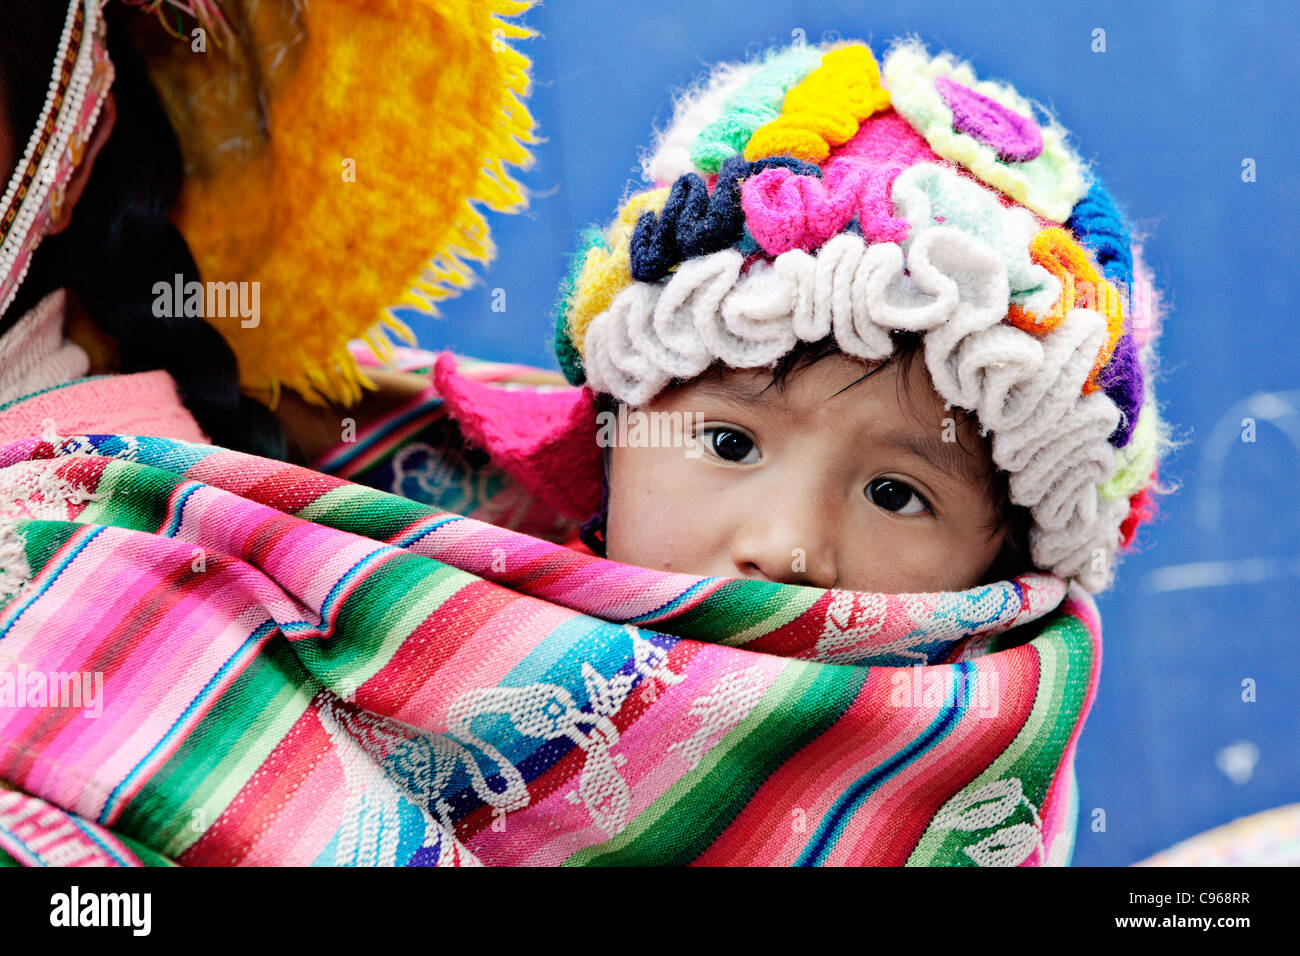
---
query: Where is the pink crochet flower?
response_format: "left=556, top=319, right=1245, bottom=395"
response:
left=740, top=157, right=910, bottom=255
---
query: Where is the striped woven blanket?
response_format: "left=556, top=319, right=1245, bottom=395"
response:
left=0, top=431, right=1100, bottom=866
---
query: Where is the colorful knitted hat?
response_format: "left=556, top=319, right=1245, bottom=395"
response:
left=552, top=37, right=1174, bottom=593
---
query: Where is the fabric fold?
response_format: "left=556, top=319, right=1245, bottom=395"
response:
left=0, top=431, right=1100, bottom=867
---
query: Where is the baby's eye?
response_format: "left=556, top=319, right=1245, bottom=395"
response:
left=865, top=477, right=930, bottom=516
left=702, top=427, right=759, bottom=464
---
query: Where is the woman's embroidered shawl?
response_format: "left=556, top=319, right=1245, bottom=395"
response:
left=0, top=424, right=1100, bottom=867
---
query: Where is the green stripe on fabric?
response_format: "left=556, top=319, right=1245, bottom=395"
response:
left=11, top=520, right=82, bottom=581
left=115, top=636, right=318, bottom=858
left=293, top=485, right=434, bottom=541
left=906, top=610, right=1094, bottom=865
left=661, top=577, right=818, bottom=645
left=291, top=555, right=466, bottom=685
left=566, top=659, right=863, bottom=866
left=114, top=829, right=178, bottom=867
left=308, top=559, right=470, bottom=690
left=79, top=461, right=189, bottom=533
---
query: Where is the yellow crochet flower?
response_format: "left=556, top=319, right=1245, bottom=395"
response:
left=743, top=43, right=892, bottom=164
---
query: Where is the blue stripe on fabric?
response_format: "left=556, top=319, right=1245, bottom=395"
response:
left=0, top=525, right=106, bottom=642
left=99, top=620, right=277, bottom=824
left=392, top=513, right=464, bottom=549
left=318, top=397, right=446, bottom=473
left=796, top=661, right=974, bottom=866
left=65, top=813, right=136, bottom=866
left=161, top=482, right=202, bottom=538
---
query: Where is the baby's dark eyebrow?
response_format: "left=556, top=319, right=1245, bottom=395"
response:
left=878, top=431, right=987, bottom=485
left=684, top=380, right=986, bottom=485
left=687, top=377, right=774, bottom=406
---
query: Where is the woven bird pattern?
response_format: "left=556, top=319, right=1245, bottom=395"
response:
left=0, top=431, right=1098, bottom=866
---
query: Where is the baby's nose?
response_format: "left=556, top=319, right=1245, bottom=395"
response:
left=729, top=504, right=838, bottom=589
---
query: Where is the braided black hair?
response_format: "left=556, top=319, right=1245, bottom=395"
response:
left=0, top=1, right=289, bottom=461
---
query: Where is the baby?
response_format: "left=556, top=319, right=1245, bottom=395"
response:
left=553, top=36, right=1170, bottom=597
left=600, top=335, right=1031, bottom=593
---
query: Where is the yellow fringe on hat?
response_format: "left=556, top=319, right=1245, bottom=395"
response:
left=152, top=0, right=538, bottom=408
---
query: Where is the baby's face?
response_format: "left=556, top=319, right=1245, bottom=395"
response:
left=604, top=351, right=1007, bottom=593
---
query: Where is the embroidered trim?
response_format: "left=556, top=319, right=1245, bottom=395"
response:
left=0, top=0, right=114, bottom=319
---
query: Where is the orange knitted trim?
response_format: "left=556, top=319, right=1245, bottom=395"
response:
left=167, top=0, right=539, bottom=409
left=1006, top=226, right=1125, bottom=393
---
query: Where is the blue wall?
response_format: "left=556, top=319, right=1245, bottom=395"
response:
left=400, top=0, right=1300, bottom=865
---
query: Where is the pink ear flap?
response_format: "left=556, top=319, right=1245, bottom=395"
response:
left=432, top=352, right=604, bottom=522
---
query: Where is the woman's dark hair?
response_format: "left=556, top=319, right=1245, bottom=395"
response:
left=0, top=1, right=289, bottom=460
left=588, top=333, right=1035, bottom=584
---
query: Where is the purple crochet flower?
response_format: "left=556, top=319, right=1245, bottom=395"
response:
left=934, top=75, right=1043, bottom=163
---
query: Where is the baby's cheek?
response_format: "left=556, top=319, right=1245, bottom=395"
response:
left=604, top=446, right=661, bottom=566
left=838, top=539, right=925, bottom=594
left=605, top=446, right=716, bottom=572
left=899, top=536, right=996, bottom=592
left=836, top=530, right=977, bottom=594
